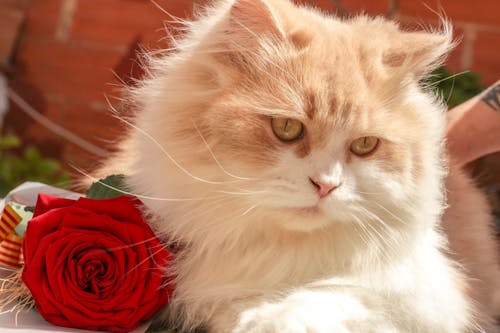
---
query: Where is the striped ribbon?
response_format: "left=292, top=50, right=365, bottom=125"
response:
left=0, top=203, right=26, bottom=268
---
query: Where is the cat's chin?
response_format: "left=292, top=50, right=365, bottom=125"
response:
left=273, top=206, right=335, bottom=232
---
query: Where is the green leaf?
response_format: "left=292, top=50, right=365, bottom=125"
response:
left=0, top=135, right=21, bottom=150
left=86, top=175, right=127, bottom=199
left=427, top=67, right=484, bottom=108
left=0, top=155, right=21, bottom=182
left=36, top=159, right=59, bottom=174
left=24, top=146, right=41, bottom=164
left=0, top=135, right=71, bottom=194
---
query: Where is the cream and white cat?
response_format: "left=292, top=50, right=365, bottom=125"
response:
left=103, top=0, right=500, bottom=331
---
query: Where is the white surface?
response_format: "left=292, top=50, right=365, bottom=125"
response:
left=0, top=181, right=83, bottom=212
left=0, top=309, right=151, bottom=333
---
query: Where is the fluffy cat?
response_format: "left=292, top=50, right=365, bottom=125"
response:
left=102, top=0, right=500, bottom=331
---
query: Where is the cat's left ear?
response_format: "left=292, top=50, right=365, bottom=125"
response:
left=383, top=26, right=454, bottom=77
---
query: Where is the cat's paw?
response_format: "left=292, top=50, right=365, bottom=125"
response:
left=232, top=302, right=348, bottom=333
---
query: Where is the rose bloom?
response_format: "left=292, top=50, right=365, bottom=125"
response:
left=22, top=194, right=173, bottom=333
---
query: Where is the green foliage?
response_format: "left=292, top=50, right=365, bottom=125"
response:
left=0, top=134, right=70, bottom=197
left=428, top=67, right=484, bottom=108
left=86, top=174, right=127, bottom=199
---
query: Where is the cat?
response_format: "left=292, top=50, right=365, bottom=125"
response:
left=101, top=0, right=500, bottom=331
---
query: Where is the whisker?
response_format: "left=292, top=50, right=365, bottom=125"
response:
left=358, top=214, right=387, bottom=243
left=72, top=165, right=208, bottom=202
left=103, top=235, right=167, bottom=251
left=446, top=76, right=456, bottom=105
left=353, top=189, right=385, bottom=195
left=167, top=196, right=259, bottom=238
left=372, top=202, right=410, bottom=226
left=241, top=204, right=259, bottom=216
left=190, top=118, right=255, bottom=181
left=350, top=213, right=395, bottom=263
left=350, top=215, right=373, bottom=246
left=167, top=195, right=234, bottom=222
left=124, top=244, right=169, bottom=277
left=426, top=70, right=470, bottom=87
left=358, top=207, right=400, bottom=245
left=215, top=190, right=268, bottom=196
left=158, top=194, right=244, bottom=226
left=105, top=96, right=233, bottom=185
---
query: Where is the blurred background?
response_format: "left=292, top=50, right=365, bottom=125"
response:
left=0, top=0, right=499, bottom=210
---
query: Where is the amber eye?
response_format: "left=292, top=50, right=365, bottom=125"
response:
left=271, top=118, right=304, bottom=142
left=350, top=136, right=379, bottom=156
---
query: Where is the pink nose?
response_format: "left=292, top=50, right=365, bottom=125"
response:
left=309, top=177, right=339, bottom=198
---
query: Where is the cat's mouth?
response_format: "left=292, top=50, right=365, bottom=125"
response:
left=294, top=205, right=322, bottom=216
left=276, top=204, right=333, bottom=231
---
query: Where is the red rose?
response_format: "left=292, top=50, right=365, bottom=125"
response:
left=21, top=194, right=173, bottom=333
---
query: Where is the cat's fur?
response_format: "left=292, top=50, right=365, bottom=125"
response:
left=102, top=0, right=500, bottom=331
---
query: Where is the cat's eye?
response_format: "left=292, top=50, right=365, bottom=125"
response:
left=271, top=117, right=304, bottom=142
left=350, top=136, right=379, bottom=157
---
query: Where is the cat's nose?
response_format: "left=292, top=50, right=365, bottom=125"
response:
left=309, top=177, right=339, bottom=198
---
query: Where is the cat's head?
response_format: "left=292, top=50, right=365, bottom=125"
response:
left=128, top=0, right=452, bottom=237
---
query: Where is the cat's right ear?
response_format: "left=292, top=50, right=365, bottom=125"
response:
left=228, top=0, right=285, bottom=43
left=208, top=0, right=287, bottom=74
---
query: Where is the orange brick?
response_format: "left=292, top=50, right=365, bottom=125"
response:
left=63, top=144, right=105, bottom=175
left=59, top=102, right=124, bottom=168
left=24, top=101, right=66, bottom=143
left=17, top=67, right=108, bottom=104
left=0, top=7, right=24, bottom=64
left=446, top=45, right=464, bottom=73
left=15, top=37, right=124, bottom=103
left=62, top=104, right=121, bottom=144
left=137, top=28, right=171, bottom=51
left=0, top=0, right=29, bottom=9
left=69, top=0, right=194, bottom=48
left=341, top=0, right=390, bottom=16
left=471, top=31, right=500, bottom=85
left=4, top=91, right=67, bottom=158
left=23, top=0, right=61, bottom=38
left=17, top=37, right=124, bottom=70
left=399, top=0, right=500, bottom=26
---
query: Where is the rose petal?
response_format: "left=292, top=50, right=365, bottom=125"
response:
left=75, top=196, right=145, bottom=226
left=33, top=194, right=76, bottom=217
left=23, top=208, right=67, bottom=265
left=44, top=230, right=137, bottom=311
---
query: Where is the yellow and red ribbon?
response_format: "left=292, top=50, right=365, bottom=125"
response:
left=0, top=203, right=30, bottom=268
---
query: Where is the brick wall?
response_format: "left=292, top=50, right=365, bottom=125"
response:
left=3, top=0, right=500, bottom=170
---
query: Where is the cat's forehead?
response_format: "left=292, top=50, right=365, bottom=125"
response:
left=230, top=46, right=380, bottom=151
left=265, top=45, right=372, bottom=124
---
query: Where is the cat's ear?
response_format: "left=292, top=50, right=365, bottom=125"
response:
left=228, top=0, right=285, bottom=40
left=382, top=27, right=453, bottom=77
